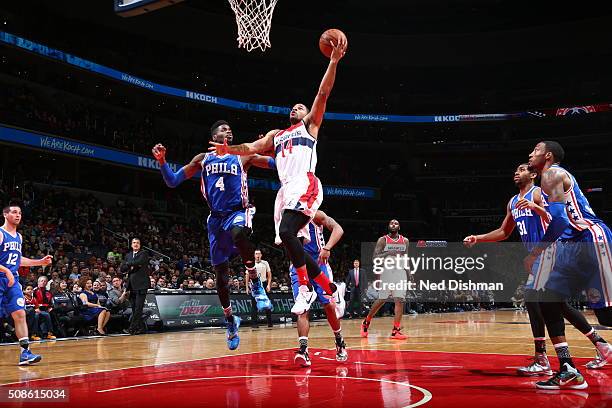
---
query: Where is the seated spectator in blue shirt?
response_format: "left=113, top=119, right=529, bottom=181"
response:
left=78, top=278, right=111, bottom=336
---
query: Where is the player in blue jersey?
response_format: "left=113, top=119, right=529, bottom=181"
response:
left=152, top=120, right=275, bottom=351
left=526, top=141, right=612, bottom=390
left=290, top=209, right=347, bottom=367
left=464, top=164, right=609, bottom=377
left=1, top=204, right=53, bottom=365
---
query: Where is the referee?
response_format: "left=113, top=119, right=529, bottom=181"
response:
left=247, top=249, right=272, bottom=327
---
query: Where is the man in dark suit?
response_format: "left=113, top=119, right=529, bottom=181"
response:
left=345, top=259, right=366, bottom=318
left=121, top=237, right=150, bottom=335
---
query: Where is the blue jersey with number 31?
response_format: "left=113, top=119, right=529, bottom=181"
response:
left=0, top=228, right=22, bottom=279
left=200, top=153, right=248, bottom=212
left=509, top=186, right=549, bottom=252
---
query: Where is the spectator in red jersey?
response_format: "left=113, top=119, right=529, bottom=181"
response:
left=25, top=284, right=56, bottom=340
left=23, top=285, right=40, bottom=341
left=33, top=276, right=53, bottom=312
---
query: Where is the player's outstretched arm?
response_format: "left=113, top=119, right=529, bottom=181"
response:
left=314, top=210, right=344, bottom=264
left=21, top=255, right=53, bottom=267
left=152, top=144, right=203, bottom=188
left=209, top=131, right=276, bottom=156
left=304, top=39, right=347, bottom=137
left=464, top=203, right=515, bottom=247
left=242, top=154, right=276, bottom=171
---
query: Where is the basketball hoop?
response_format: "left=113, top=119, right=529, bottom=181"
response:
left=227, top=0, right=279, bottom=52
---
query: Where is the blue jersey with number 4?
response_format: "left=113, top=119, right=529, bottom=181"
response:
left=200, top=153, right=248, bottom=212
left=0, top=228, right=22, bottom=279
left=509, top=186, right=549, bottom=252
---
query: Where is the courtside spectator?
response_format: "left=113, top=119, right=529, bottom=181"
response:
left=92, top=280, right=108, bottom=308
left=78, top=278, right=110, bottom=336
left=106, top=276, right=131, bottom=332
left=23, top=285, right=40, bottom=341
left=51, top=280, right=79, bottom=337
left=32, top=276, right=56, bottom=337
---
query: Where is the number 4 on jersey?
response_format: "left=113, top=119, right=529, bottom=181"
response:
left=215, top=177, right=225, bottom=191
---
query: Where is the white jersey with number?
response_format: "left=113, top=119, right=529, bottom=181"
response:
left=384, top=234, right=408, bottom=254
left=273, top=120, right=317, bottom=185
left=378, top=234, right=408, bottom=300
left=272, top=120, right=323, bottom=245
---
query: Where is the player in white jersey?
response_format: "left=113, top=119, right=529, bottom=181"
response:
left=209, top=38, right=347, bottom=316
left=361, top=219, right=410, bottom=340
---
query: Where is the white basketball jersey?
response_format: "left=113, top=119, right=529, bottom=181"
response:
left=273, top=120, right=317, bottom=184
left=384, top=234, right=408, bottom=254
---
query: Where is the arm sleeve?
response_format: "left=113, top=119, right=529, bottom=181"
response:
left=534, top=202, right=569, bottom=251
left=161, top=163, right=186, bottom=188
left=267, top=158, right=276, bottom=170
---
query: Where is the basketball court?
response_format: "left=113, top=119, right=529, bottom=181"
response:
left=1, top=312, right=610, bottom=407
left=0, top=0, right=611, bottom=407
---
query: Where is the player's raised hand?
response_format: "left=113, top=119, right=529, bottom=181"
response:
left=208, top=138, right=229, bottom=155
left=463, top=235, right=477, bottom=248
left=40, top=255, right=53, bottom=266
left=515, top=198, right=535, bottom=211
left=329, top=38, right=347, bottom=63
left=152, top=143, right=167, bottom=164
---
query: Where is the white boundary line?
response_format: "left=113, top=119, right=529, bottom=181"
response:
left=96, top=374, right=433, bottom=408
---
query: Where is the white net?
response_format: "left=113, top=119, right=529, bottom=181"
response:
left=227, top=0, right=279, bottom=52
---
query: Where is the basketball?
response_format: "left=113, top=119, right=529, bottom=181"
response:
left=319, top=28, right=348, bottom=58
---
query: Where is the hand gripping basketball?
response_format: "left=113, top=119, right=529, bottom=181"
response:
left=329, top=38, right=347, bottom=63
